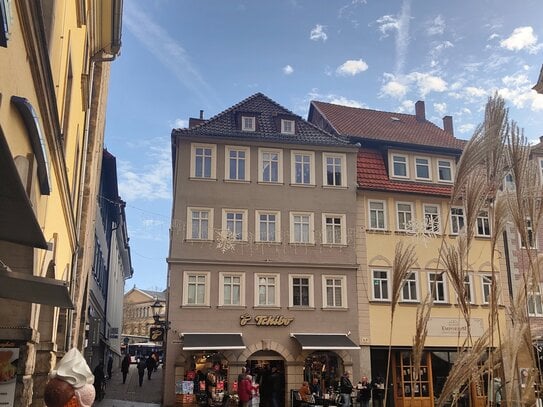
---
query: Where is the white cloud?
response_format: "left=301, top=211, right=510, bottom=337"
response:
left=464, top=86, right=487, bottom=98
left=336, top=59, right=369, bottom=76
left=502, top=73, right=530, bottom=87
left=458, top=124, right=476, bottom=134
left=283, top=65, right=294, bottom=75
left=407, top=72, right=447, bottom=96
left=427, top=15, right=445, bottom=36
left=310, top=24, right=328, bottom=42
left=376, top=0, right=412, bottom=74
left=306, top=90, right=366, bottom=109
left=170, top=118, right=188, bottom=129
left=434, top=102, right=447, bottom=116
left=397, top=99, right=415, bottom=113
left=488, top=33, right=500, bottom=41
left=381, top=71, right=447, bottom=99
left=497, top=70, right=543, bottom=112
left=376, top=15, right=399, bottom=37
left=381, top=75, right=408, bottom=99
left=500, top=26, right=542, bottom=54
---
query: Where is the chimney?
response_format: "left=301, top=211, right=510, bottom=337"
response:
left=199, top=110, right=204, bottom=119
left=189, top=110, right=206, bottom=128
left=415, top=101, right=425, bottom=121
left=540, top=135, right=543, bottom=144
left=443, top=116, right=454, bottom=135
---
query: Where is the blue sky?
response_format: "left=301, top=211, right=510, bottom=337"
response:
left=104, top=0, right=543, bottom=292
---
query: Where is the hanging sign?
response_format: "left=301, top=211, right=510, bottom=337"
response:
left=149, top=327, right=165, bottom=342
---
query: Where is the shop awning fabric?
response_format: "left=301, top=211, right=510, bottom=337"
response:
left=290, top=333, right=359, bottom=350
left=182, top=333, right=246, bottom=350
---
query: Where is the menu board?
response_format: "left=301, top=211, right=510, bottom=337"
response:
left=0, top=347, right=19, bottom=407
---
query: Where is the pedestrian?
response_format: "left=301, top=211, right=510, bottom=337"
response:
left=299, top=381, right=311, bottom=402
left=371, top=376, right=385, bottom=407
left=270, top=366, right=283, bottom=407
left=310, top=377, right=322, bottom=397
left=137, top=357, right=146, bottom=387
left=93, top=362, right=105, bottom=400
left=339, top=371, right=354, bottom=407
left=356, top=376, right=371, bottom=407
left=107, top=354, right=113, bottom=379
left=152, top=352, right=159, bottom=371
left=121, top=354, right=131, bottom=384
left=239, top=373, right=254, bottom=407
left=146, top=355, right=156, bottom=380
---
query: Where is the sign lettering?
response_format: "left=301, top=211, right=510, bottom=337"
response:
left=239, top=314, right=294, bottom=327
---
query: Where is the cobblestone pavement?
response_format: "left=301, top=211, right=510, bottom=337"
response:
left=94, top=364, right=163, bottom=407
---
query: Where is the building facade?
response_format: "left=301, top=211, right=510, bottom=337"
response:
left=122, top=287, right=167, bottom=341
left=165, top=93, right=360, bottom=407
left=0, top=1, right=121, bottom=406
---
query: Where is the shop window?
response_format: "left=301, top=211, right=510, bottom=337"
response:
left=323, top=153, right=346, bottom=187
left=259, top=148, right=282, bottom=183
left=291, top=151, right=315, bottom=186
left=322, top=275, right=346, bottom=308
left=368, top=200, right=386, bottom=230
left=450, top=207, right=465, bottom=235
left=191, top=143, right=216, bottom=179
left=372, top=269, right=390, bottom=301
left=428, top=272, right=447, bottom=303
left=304, top=352, right=341, bottom=395
left=289, top=274, right=313, bottom=307
left=225, top=146, right=250, bottom=181
left=255, top=274, right=280, bottom=307
left=393, top=351, right=431, bottom=401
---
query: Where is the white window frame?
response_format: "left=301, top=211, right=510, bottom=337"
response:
left=323, top=153, right=347, bottom=187
left=218, top=272, right=245, bottom=307
left=437, top=159, right=454, bottom=183
left=428, top=272, right=448, bottom=304
left=481, top=274, right=494, bottom=305
left=291, top=150, right=315, bottom=186
left=391, top=154, right=409, bottom=178
left=255, top=210, right=281, bottom=243
left=288, top=274, right=314, bottom=308
left=322, top=275, right=347, bottom=309
left=322, top=213, right=346, bottom=245
left=401, top=271, right=419, bottom=302
left=255, top=273, right=280, bottom=307
left=450, top=207, right=465, bottom=235
left=476, top=211, right=491, bottom=237
left=368, top=199, right=387, bottom=230
left=281, top=119, right=295, bottom=134
left=289, top=212, right=314, bottom=244
left=183, top=271, right=210, bottom=306
left=415, top=156, right=431, bottom=180
left=258, top=148, right=283, bottom=183
left=241, top=115, right=256, bottom=132
left=186, top=207, right=214, bottom=240
left=520, top=218, right=537, bottom=249
left=528, top=283, right=543, bottom=317
left=222, top=209, right=248, bottom=241
left=396, top=202, right=414, bottom=231
left=463, top=273, right=475, bottom=304
left=191, top=143, right=216, bottom=179
left=538, top=158, right=543, bottom=183
left=423, top=204, right=441, bottom=234
left=372, top=269, right=391, bottom=301
left=225, top=145, right=250, bottom=182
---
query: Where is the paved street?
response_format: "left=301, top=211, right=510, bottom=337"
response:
left=95, top=364, right=163, bottom=407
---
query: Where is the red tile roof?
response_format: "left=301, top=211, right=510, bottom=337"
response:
left=357, top=149, right=452, bottom=196
left=311, top=101, right=465, bottom=150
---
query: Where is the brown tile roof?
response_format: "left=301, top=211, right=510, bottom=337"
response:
left=311, top=101, right=465, bottom=150
left=357, top=149, right=452, bottom=196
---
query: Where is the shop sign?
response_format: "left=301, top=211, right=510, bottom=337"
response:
left=427, top=317, right=484, bottom=337
left=0, top=344, right=19, bottom=407
left=149, top=327, right=165, bottom=342
left=239, top=313, right=294, bottom=327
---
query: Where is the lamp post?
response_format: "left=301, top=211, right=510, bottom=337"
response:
left=151, top=297, right=163, bottom=326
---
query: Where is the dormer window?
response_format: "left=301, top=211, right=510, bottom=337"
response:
left=242, top=116, right=256, bottom=132
left=391, top=154, right=408, bottom=178
left=281, top=119, right=295, bottom=134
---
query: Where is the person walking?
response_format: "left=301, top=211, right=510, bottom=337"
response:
left=339, top=371, right=354, bottom=407
left=93, top=362, right=105, bottom=401
left=270, top=366, right=283, bottom=407
left=121, top=354, right=131, bottom=384
left=137, top=357, right=146, bottom=387
left=239, top=374, right=254, bottom=407
left=107, top=354, right=113, bottom=379
left=356, top=376, right=371, bottom=407
left=146, top=355, right=156, bottom=380
left=371, top=376, right=385, bottom=407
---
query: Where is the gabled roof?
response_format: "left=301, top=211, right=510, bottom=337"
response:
left=357, top=149, right=452, bottom=196
left=533, top=64, right=543, bottom=94
left=125, top=287, right=166, bottom=301
left=310, top=100, right=464, bottom=151
left=172, top=93, right=353, bottom=148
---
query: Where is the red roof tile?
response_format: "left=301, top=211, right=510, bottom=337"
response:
left=357, top=149, right=452, bottom=196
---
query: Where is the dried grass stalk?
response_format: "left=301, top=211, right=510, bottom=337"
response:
left=412, top=294, right=433, bottom=380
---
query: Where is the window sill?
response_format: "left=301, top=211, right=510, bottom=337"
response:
left=257, top=181, right=284, bottom=186
left=253, top=306, right=281, bottom=310
left=475, top=235, right=491, bottom=239
left=254, top=241, right=282, bottom=245
left=437, top=180, right=453, bottom=184
left=369, top=300, right=391, bottom=304
left=432, top=302, right=452, bottom=306
left=399, top=300, right=420, bottom=305
left=321, top=307, right=348, bottom=311
left=290, top=183, right=316, bottom=188
left=224, top=179, right=251, bottom=184
left=189, top=177, right=217, bottom=181
left=366, top=229, right=392, bottom=235
left=287, top=306, right=316, bottom=311
left=394, top=230, right=413, bottom=235
left=322, top=185, right=348, bottom=190
left=217, top=305, right=247, bottom=310
left=184, top=239, right=215, bottom=243
left=288, top=242, right=316, bottom=247
left=180, top=305, right=211, bottom=309
left=322, top=243, right=348, bottom=248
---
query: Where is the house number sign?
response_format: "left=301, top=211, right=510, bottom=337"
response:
left=239, top=314, right=294, bottom=327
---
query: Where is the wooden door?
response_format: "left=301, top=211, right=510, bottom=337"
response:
left=392, top=351, right=434, bottom=407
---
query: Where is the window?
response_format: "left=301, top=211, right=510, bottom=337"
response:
left=401, top=272, right=418, bottom=302
left=219, top=272, right=244, bottom=306
left=323, top=153, right=346, bottom=187
left=528, top=284, right=543, bottom=316
left=415, top=157, right=431, bottom=180
left=183, top=272, right=210, bottom=306
left=520, top=218, right=536, bottom=249
left=539, top=158, right=543, bottom=182
left=242, top=116, right=256, bottom=132
left=463, top=274, right=474, bottom=304
left=450, top=207, right=465, bottom=234
left=291, top=151, right=315, bottom=185
left=255, top=274, right=280, bottom=307
left=424, top=204, right=440, bottom=233
left=372, top=269, right=390, bottom=301
left=187, top=207, right=213, bottom=240
left=323, top=275, right=346, bottom=308
left=225, top=146, right=249, bottom=181
left=322, top=214, right=346, bottom=245
left=392, top=154, right=408, bottom=178
left=281, top=119, right=295, bottom=134
left=223, top=209, right=248, bottom=241
left=481, top=275, right=493, bottom=304
left=428, top=273, right=447, bottom=303
left=437, top=160, right=453, bottom=182
left=256, top=211, right=280, bottom=242
left=191, top=143, right=216, bottom=179
left=259, top=148, right=282, bottom=183
left=0, top=0, right=12, bottom=47
left=289, top=275, right=314, bottom=307
left=503, top=172, right=515, bottom=190
left=396, top=202, right=413, bottom=231
left=476, top=211, right=491, bottom=237
left=368, top=200, right=386, bottom=230
left=290, top=212, right=314, bottom=244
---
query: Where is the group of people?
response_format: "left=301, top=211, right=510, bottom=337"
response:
left=136, top=354, right=159, bottom=386
left=238, top=365, right=284, bottom=407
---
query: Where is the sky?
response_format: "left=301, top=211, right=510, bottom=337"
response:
left=104, top=0, right=543, bottom=292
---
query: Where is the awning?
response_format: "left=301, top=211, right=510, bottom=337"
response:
left=0, top=130, right=48, bottom=249
left=182, top=333, right=245, bottom=350
left=0, top=269, right=74, bottom=309
left=290, top=333, right=359, bottom=350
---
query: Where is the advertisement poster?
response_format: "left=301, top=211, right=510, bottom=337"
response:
left=0, top=347, right=19, bottom=407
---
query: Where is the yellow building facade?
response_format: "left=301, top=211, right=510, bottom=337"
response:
left=0, top=1, right=121, bottom=406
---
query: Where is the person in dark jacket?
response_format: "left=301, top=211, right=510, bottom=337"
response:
left=93, top=362, right=105, bottom=400
left=121, top=354, right=131, bottom=384
left=371, top=376, right=385, bottom=407
left=146, top=355, right=156, bottom=380
left=356, top=376, right=371, bottom=407
left=107, top=355, right=113, bottom=379
left=137, top=358, right=146, bottom=387
left=270, top=366, right=283, bottom=407
left=339, top=371, right=354, bottom=407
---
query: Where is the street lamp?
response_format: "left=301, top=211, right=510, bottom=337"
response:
left=151, top=297, right=163, bottom=325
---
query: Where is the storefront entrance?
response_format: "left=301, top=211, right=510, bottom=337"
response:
left=304, top=351, right=343, bottom=395
left=247, top=351, right=285, bottom=407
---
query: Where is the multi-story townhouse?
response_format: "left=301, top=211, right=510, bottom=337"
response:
left=309, top=100, right=510, bottom=407
left=0, top=2, right=121, bottom=406
left=165, top=93, right=360, bottom=407
left=122, top=287, right=167, bottom=341
left=85, top=150, right=133, bottom=371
